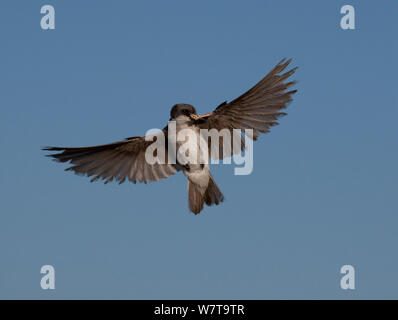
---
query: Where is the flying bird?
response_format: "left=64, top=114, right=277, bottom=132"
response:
left=43, top=59, right=297, bottom=214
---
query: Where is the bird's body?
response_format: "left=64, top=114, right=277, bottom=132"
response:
left=43, top=59, right=297, bottom=214
left=169, top=106, right=222, bottom=214
left=174, top=114, right=209, bottom=189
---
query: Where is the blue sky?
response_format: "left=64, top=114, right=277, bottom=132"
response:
left=0, top=0, right=397, bottom=299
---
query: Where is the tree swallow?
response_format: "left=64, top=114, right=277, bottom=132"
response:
left=43, top=59, right=297, bottom=214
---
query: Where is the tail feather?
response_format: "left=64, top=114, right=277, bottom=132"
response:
left=188, top=180, right=205, bottom=214
left=204, top=175, right=224, bottom=206
left=188, top=174, right=224, bottom=215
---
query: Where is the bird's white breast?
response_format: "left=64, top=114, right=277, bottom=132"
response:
left=172, top=116, right=210, bottom=193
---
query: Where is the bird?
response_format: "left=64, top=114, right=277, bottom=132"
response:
left=43, top=59, right=297, bottom=214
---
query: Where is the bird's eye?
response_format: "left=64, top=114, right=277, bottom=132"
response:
left=182, top=109, right=190, bottom=116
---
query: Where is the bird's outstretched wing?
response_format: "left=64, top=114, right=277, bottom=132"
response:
left=193, top=59, right=297, bottom=159
left=43, top=128, right=179, bottom=184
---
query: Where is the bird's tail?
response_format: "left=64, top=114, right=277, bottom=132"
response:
left=188, top=174, right=224, bottom=215
left=204, top=175, right=224, bottom=207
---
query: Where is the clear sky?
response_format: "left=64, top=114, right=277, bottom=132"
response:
left=0, top=0, right=397, bottom=299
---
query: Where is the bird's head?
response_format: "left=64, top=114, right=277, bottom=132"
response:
left=170, top=104, right=197, bottom=120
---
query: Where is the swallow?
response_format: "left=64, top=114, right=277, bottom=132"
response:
left=43, top=59, right=297, bottom=214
